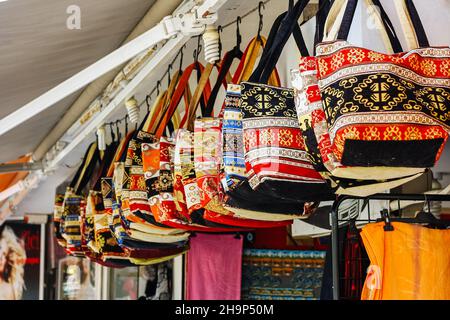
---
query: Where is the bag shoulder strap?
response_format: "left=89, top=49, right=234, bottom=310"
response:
left=336, top=0, right=358, bottom=41
left=324, top=0, right=403, bottom=53
left=186, top=63, right=215, bottom=131
left=235, top=36, right=280, bottom=87
left=204, top=50, right=243, bottom=117
left=149, top=70, right=181, bottom=134
left=74, top=142, right=101, bottom=195
left=394, top=0, right=429, bottom=49
left=69, top=143, right=94, bottom=189
left=106, top=130, right=136, bottom=177
left=157, top=62, right=212, bottom=135
left=257, top=0, right=310, bottom=84
left=91, top=142, right=119, bottom=191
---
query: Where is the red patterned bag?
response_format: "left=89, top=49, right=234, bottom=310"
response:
left=59, top=142, right=100, bottom=257
left=292, top=57, right=424, bottom=196
left=191, top=42, right=294, bottom=228
left=241, top=0, right=332, bottom=202
left=312, top=0, right=449, bottom=181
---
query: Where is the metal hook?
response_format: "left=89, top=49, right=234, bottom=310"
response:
left=236, top=16, right=242, bottom=50
left=145, top=95, right=151, bottom=112
left=258, top=2, right=265, bottom=40
left=109, top=123, right=115, bottom=142
left=167, top=64, right=172, bottom=87
left=157, top=80, right=161, bottom=95
left=194, top=36, right=202, bottom=62
left=115, top=120, right=121, bottom=141
left=179, top=46, right=184, bottom=72
left=217, top=25, right=223, bottom=58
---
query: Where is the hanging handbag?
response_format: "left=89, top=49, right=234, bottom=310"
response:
left=118, top=74, right=191, bottom=243
left=99, top=131, right=135, bottom=260
left=83, top=141, right=118, bottom=255
left=170, top=62, right=247, bottom=230
left=143, top=61, right=237, bottom=231
left=223, top=12, right=290, bottom=193
left=60, top=142, right=100, bottom=257
left=289, top=0, right=424, bottom=196
left=221, top=13, right=310, bottom=221
left=142, top=61, right=220, bottom=230
left=83, top=139, right=142, bottom=267
left=240, top=0, right=333, bottom=203
left=192, top=41, right=294, bottom=228
left=104, top=130, right=189, bottom=259
left=292, top=56, right=424, bottom=197
left=53, top=193, right=66, bottom=249
left=142, top=61, right=229, bottom=231
left=314, top=0, right=449, bottom=180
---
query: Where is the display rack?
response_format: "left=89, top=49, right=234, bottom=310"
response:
left=330, top=193, right=450, bottom=300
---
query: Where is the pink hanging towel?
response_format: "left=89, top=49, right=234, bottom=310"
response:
left=186, top=233, right=243, bottom=300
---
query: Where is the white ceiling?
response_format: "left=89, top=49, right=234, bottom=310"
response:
left=0, top=0, right=156, bottom=162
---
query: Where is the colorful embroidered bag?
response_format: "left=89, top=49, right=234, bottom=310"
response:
left=60, top=142, right=100, bottom=256
left=192, top=45, right=295, bottom=228
left=240, top=0, right=333, bottom=202
left=314, top=0, right=449, bottom=180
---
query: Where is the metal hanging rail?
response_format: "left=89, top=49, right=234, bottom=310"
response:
left=0, top=0, right=226, bottom=138
left=330, top=193, right=450, bottom=300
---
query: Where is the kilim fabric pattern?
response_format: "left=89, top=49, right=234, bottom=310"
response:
left=173, top=129, right=203, bottom=215
left=223, top=84, right=248, bottom=190
left=61, top=187, right=87, bottom=257
left=122, top=131, right=160, bottom=227
left=315, top=41, right=450, bottom=168
left=194, top=118, right=291, bottom=228
left=240, top=81, right=330, bottom=201
left=53, top=193, right=67, bottom=249
left=84, top=190, right=103, bottom=254
left=99, top=177, right=129, bottom=258
left=241, top=249, right=326, bottom=300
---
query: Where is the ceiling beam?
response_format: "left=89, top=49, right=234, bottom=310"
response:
left=32, top=0, right=184, bottom=162
left=0, top=162, right=43, bottom=173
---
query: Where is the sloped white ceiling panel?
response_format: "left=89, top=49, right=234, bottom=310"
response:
left=0, top=0, right=156, bottom=162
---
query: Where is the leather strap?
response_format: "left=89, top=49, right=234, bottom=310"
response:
left=106, top=131, right=136, bottom=177
left=204, top=50, right=242, bottom=117
left=249, top=11, right=288, bottom=83
left=325, top=0, right=403, bottom=53
left=293, top=24, right=310, bottom=57
left=371, top=0, right=403, bottom=53
left=140, top=90, right=167, bottom=133
left=314, top=0, right=333, bottom=53
left=393, top=0, right=429, bottom=49
left=257, top=0, right=309, bottom=84
left=70, top=142, right=95, bottom=189
left=336, top=0, right=358, bottom=41
left=238, top=37, right=281, bottom=87
left=156, top=62, right=212, bottom=135
left=91, top=141, right=119, bottom=191
left=150, top=70, right=181, bottom=134
left=186, top=62, right=215, bottom=131
left=405, top=0, right=429, bottom=47
left=323, top=0, right=348, bottom=41
left=73, top=142, right=101, bottom=195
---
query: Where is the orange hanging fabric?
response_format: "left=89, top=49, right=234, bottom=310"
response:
left=361, top=222, right=450, bottom=300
